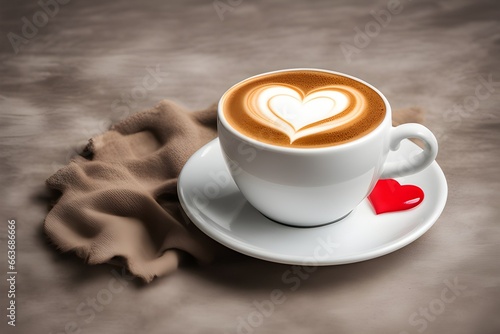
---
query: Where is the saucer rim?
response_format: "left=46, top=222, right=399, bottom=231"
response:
left=178, top=138, right=448, bottom=266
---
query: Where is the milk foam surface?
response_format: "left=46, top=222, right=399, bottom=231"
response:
left=223, top=70, right=386, bottom=148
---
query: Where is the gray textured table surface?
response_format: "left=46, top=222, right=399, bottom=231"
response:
left=1, top=0, right=499, bottom=333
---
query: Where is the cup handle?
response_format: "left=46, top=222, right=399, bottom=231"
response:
left=380, top=123, right=438, bottom=179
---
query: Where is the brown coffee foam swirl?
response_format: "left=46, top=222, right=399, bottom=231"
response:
left=223, top=70, right=386, bottom=148
left=246, top=84, right=367, bottom=143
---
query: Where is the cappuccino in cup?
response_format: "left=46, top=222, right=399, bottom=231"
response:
left=218, top=69, right=438, bottom=227
left=222, top=70, right=386, bottom=148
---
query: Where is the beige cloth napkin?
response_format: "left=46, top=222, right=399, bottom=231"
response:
left=44, top=100, right=423, bottom=282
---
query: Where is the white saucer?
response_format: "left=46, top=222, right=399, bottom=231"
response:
left=178, top=138, right=447, bottom=265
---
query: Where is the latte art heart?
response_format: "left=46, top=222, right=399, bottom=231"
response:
left=268, top=87, right=348, bottom=130
left=222, top=70, right=386, bottom=148
left=247, top=84, right=366, bottom=143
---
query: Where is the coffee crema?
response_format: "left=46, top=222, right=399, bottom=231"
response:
left=222, top=70, right=386, bottom=148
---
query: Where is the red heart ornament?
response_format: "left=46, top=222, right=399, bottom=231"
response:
left=368, top=179, right=424, bottom=214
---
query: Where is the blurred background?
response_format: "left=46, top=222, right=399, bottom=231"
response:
left=1, top=0, right=499, bottom=333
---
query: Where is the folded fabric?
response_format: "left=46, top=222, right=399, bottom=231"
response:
left=44, top=100, right=424, bottom=282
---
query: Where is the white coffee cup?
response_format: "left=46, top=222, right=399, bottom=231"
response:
left=217, top=69, right=438, bottom=227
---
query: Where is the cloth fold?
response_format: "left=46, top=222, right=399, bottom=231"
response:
left=44, top=100, right=423, bottom=282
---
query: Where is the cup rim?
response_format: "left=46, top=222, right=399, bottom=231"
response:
left=217, top=68, right=392, bottom=153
